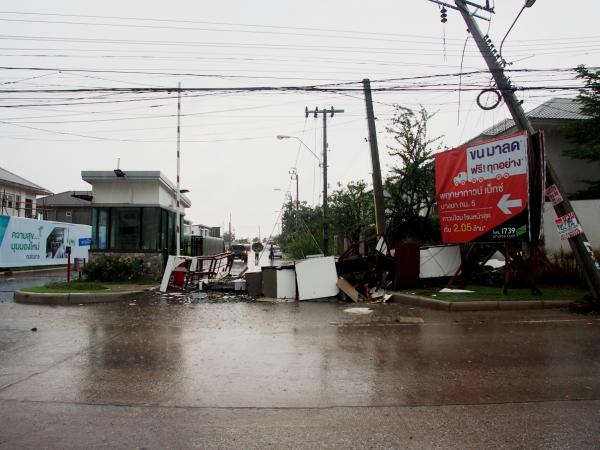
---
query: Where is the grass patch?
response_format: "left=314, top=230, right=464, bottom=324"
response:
left=23, top=280, right=108, bottom=293
left=404, top=285, right=588, bottom=302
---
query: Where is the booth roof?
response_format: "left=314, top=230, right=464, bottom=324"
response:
left=81, top=170, right=191, bottom=207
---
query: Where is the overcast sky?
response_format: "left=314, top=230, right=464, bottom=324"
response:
left=1, top=1, right=598, bottom=241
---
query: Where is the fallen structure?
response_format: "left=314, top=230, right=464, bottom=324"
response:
left=160, top=252, right=234, bottom=292
left=159, top=236, right=399, bottom=302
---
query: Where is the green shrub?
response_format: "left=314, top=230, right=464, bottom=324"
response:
left=82, top=255, right=144, bottom=282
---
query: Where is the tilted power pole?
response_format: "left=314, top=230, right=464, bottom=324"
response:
left=305, top=106, right=344, bottom=256
left=363, top=79, right=387, bottom=236
left=452, top=0, right=600, bottom=301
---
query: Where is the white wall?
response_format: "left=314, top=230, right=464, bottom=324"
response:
left=0, top=183, right=38, bottom=217
left=543, top=127, right=600, bottom=196
left=92, top=180, right=160, bottom=205
left=543, top=200, right=600, bottom=254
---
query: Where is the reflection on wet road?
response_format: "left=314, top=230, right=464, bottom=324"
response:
left=0, top=272, right=66, bottom=302
left=1, top=297, right=599, bottom=409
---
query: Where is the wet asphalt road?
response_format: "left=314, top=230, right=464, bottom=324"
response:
left=0, top=271, right=67, bottom=302
left=1, top=274, right=600, bottom=449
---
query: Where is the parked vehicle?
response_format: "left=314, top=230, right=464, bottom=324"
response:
left=230, top=243, right=249, bottom=262
left=272, top=245, right=283, bottom=258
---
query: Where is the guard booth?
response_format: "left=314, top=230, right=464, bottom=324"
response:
left=81, top=170, right=191, bottom=279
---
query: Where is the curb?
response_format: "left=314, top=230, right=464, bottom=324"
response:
left=14, top=289, right=148, bottom=305
left=390, top=293, right=571, bottom=312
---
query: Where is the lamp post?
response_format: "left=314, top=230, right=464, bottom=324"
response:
left=276, top=135, right=322, bottom=164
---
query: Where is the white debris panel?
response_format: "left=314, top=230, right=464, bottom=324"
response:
left=295, top=256, right=339, bottom=301
left=420, top=245, right=461, bottom=279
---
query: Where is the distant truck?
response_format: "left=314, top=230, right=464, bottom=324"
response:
left=230, top=243, right=249, bottom=262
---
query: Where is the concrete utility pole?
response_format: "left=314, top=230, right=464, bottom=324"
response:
left=362, top=79, right=387, bottom=236
left=454, top=0, right=600, bottom=301
left=305, top=106, right=344, bottom=256
left=228, top=213, right=232, bottom=249
left=289, top=167, right=299, bottom=227
left=175, top=82, right=181, bottom=257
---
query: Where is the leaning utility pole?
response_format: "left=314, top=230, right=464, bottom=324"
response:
left=363, top=79, right=387, bottom=236
left=453, top=0, right=600, bottom=301
left=305, top=106, right=344, bottom=256
left=175, top=82, right=181, bottom=257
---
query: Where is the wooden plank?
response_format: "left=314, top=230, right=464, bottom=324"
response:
left=336, top=277, right=362, bottom=303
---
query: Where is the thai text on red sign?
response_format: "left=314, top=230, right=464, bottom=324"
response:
left=435, top=131, right=530, bottom=243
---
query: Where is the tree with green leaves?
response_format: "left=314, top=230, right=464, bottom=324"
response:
left=329, top=180, right=375, bottom=243
left=278, top=200, right=324, bottom=259
left=564, top=65, right=600, bottom=199
left=384, top=105, right=441, bottom=243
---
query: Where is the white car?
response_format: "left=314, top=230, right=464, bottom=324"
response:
left=271, top=245, right=283, bottom=258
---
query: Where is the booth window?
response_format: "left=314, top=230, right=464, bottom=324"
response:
left=92, top=206, right=181, bottom=252
left=142, top=207, right=160, bottom=250
left=92, top=208, right=109, bottom=249
left=110, top=208, right=141, bottom=250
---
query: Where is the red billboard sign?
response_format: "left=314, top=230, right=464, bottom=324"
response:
left=435, top=131, right=529, bottom=243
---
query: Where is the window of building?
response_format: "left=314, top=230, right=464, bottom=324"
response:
left=91, top=206, right=181, bottom=253
left=110, top=208, right=141, bottom=250
left=5, top=194, right=14, bottom=209
left=65, top=210, right=72, bottom=217
left=24, top=198, right=33, bottom=218
left=142, top=208, right=160, bottom=250
left=15, top=195, right=21, bottom=212
left=92, top=208, right=110, bottom=249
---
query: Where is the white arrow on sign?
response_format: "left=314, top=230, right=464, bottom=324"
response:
left=497, top=194, right=522, bottom=214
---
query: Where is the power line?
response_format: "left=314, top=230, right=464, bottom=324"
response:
left=1, top=10, right=597, bottom=45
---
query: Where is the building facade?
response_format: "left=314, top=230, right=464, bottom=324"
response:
left=190, top=224, right=221, bottom=238
left=0, top=166, right=52, bottom=218
left=37, top=191, right=93, bottom=225
left=81, top=171, right=191, bottom=278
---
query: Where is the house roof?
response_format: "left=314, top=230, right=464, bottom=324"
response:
left=0, top=166, right=52, bottom=195
left=474, top=97, right=588, bottom=139
left=37, top=191, right=92, bottom=208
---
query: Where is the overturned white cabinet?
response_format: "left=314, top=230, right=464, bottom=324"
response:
left=261, top=265, right=297, bottom=299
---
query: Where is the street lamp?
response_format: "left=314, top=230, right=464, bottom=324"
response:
left=276, top=135, right=322, bottom=164
left=499, top=0, right=537, bottom=58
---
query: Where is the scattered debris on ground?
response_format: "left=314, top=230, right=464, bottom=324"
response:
left=156, top=290, right=256, bottom=304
